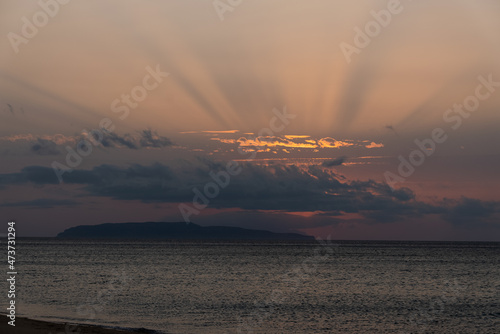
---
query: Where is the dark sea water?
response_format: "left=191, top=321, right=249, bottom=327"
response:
left=6, top=239, right=500, bottom=333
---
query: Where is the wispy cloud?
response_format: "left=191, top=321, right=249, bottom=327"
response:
left=0, top=198, right=78, bottom=208
left=322, top=156, right=347, bottom=167
left=202, top=130, right=239, bottom=134
left=1, top=129, right=173, bottom=154
left=179, top=130, right=240, bottom=134
left=0, top=134, right=76, bottom=145
left=284, top=135, right=311, bottom=139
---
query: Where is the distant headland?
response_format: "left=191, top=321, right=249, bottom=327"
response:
left=57, top=222, right=315, bottom=240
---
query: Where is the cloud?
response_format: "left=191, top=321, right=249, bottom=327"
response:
left=0, top=166, right=61, bottom=186
left=365, top=141, right=384, bottom=149
left=88, top=129, right=174, bottom=150
left=0, top=198, right=78, bottom=208
left=96, top=129, right=173, bottom=149
left=317, top=137, right=354, bottom=149
left=30, top=138, right=61, bottom=155
left=391, top=187, right=415, bottom=201
left=443, top=197, right=500, bottom=226
left=1, top=160, right=496, bottom=227
left=284, top=135, right=311, bottom=139
left=100, top=132, right=139, bottom=149
left=0, top=134, right=76, bottom=144
left=210, top=135, right=360, bottom=150
left=202, top=130, right=239, bottom=134
left=236, top=136, right=318, bottom=149
left=139, top=129, right=173, bottom=148
left=193, top=210, right=342, bottom=234
left=1, top=129, right=173, bottom=153
left=322, top=156, right=347, bottom=167
left=210, top=138, right=238, bottom=144
left=180, top=130, right=240, bottom=134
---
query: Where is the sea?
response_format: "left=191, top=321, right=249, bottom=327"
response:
left=4, top=239, right=500, bottom=333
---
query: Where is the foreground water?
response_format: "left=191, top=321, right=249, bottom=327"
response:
left=6, top=239, right=500, bottom=333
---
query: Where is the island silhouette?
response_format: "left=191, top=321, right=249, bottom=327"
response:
left=57, top=222, right=315, bottom=240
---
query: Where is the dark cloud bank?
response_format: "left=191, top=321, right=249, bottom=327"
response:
left=29, top=129, right=172, bottom=155
left=1, top=159, right=499, bottom=230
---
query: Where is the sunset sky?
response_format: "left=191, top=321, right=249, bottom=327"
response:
left=1, top=0, right=499, bottom=239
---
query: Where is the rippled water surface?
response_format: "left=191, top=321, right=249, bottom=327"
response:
left=7, top=239, right=500, bottom=333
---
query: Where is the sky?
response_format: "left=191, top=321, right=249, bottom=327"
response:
left=1, top=0, right=500, bottom=240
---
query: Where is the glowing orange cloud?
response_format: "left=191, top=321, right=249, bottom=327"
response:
left=317, top=137, right=354, bottom=148
left=210, top=138, right=238, bottom=144
left=0, top=134, right=76, bottom=145
left=284, top=135, right=311, bottom=139
left=202, top=130, right=240, bottom=134
left=210, top=135, right=383, bottom=152
left=365, top=142, right=384, bottom=148
left=237, top=137, right=319, bottom=149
